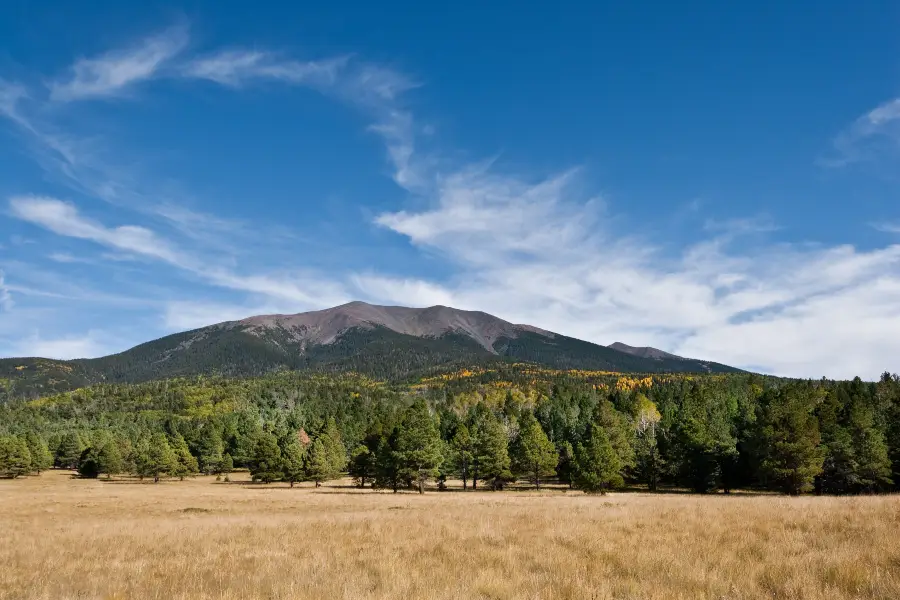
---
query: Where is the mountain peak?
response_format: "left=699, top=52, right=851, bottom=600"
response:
left=235, top=301, right=549, bottom=352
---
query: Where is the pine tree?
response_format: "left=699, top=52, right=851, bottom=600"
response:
left=248, top=431, right=283, bottom=483
left=23, top=432, right=52, bottom=473
left=137, top=433, right=176, bottom=483
left=556, top=441, right=576, bottom=488
left=474, top=412, right=513, bottom=491
left=348, top=433, right=380, bottom=488
left=847, top=395, right=892, bottom=492
left=279, top=431, right=307, bottom=487
left=373, top=430, right=401, bottom=492
left=672, top=386, right=736, bottom=494
left=395, top=400, right=443, bottom=494
left=55, top=431, right=84, bottom=470
left=757, top=385, right=825, bottom=495
left=196, top=426, right=224, bottom=475
left=97, top=441, right=124, bottom=479
left=574, top=423, right=623, bottom=494
left=321, top=418, right=347, bottom=477
left=514, top=414, right=557, bottom=489
left=0, top=435, right=33, bottom=479
left=77, top=447, right=101, bottom=478
left=170, top=435, right=199, bottom=481
left=221, top=453, right=234, bottom=481
left=449, top=424, right=474, bottom=490
left=303, top=438, right=332, bottom=487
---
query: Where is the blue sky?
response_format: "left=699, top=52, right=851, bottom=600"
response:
left=1, top=1, right=900, bottom=378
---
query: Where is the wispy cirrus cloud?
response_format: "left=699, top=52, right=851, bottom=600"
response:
left=182, top=50, right=348, bottom=87
left=824, top=97, right=900, bottom=167
left=9, top=195, right=184, bottom=265
left=873, top=221, right=900, bottom=234
left=0, top=271, right=13, bottom=312
left=7, top=195, right=350, bottom=310
left=48, top=23, right=190, bottom=101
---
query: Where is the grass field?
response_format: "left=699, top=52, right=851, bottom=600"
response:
left=2, top=470, right=899, bottom=600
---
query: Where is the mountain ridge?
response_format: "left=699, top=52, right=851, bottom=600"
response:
left=0, top=301, right=742, bottom=398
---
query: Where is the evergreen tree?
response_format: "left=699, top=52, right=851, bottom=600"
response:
left=170, top=435, right=199, bottom=481
left=23, top=432, right=52, bottom=473
left=279, top=431, right=307, bottom=487
left=514, top=413, right=557, bottom=489
left=817, top=384, right=893, bottom=494
left=672, top=386, right=736, bottom=494
left=303, top=438, right=332, bottom=487
left=248, top=431, right=282, bottom=483
left=757, top=385, right=825, bottom=495
left=77, top=447, right=102, bottom=479
left=373, top=430, right=401, bottom=492
left=221, top=453, right=234, bottom=481
left=0, top=435, right=33, bottom=478
left=321, top=417, right=347, bottom=477
left=449, top=424, right=474, bottom=490
left=556, top=441, right=576, bottom=488
left=97, top=440, right=124, bottom=479
left=574, top=423, right=623, bottom=494
left=55, top=431, right=84, bottom=470
left=196, top=426, right=224, bottom=475
left=136, top=433, right=176, bottom=483
left=473, top=412, right=513, bottom=490
left=348, top=433, right=380, bottom=488
left=847, top=395, right=892, bottom=492
left=594, top=400, right=636, bottom=473
left=395, top=400, right=443, bottom=494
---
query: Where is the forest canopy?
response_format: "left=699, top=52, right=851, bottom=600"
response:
left=1, top=365, right=898, bottom=496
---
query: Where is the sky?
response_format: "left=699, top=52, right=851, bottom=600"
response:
left=1, top=1, right=900, bottom=379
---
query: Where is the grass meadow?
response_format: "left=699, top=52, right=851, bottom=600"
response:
left=2, top=470, right=899, bottom=600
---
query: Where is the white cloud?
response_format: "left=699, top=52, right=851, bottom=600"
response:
left=0, top=271, right=13, bottom=311
left=8, top=332, right=108, bottom=359
left=825, top=96, right=900, bottom=167
left=9, top=195, right=184, bottom=265
left=873, top=222, right=900, bottom=234
left=0, top=80, right=27, bottom=118
left=372, top=165, right=900, bottom=379
left=182, top=50, right=347, bottom=87
left=48, top=24, right=189, bottom=101
left=8, top=195, right=351, bottom=311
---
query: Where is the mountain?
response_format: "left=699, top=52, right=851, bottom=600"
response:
left=0, top=301, right=741, bottom=398
left=608, top=342, right=688, bottom=361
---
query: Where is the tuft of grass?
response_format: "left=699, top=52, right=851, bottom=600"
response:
left=1, top=470, right=898, bottom=599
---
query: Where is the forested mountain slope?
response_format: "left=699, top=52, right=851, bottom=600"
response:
left=1, top=302, right=740, bottom=399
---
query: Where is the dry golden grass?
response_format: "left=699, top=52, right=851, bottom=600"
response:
left=2, top=470, right=899, bottom=600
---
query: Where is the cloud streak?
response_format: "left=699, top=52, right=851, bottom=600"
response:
left=825, top=97, right=900, bottom=167
left=182, top=50, right=348, bottom=87
left=7, top=195, right=350, bottom=310
left=48, top=24, right=190, bottom=101
left=0, top=271, right=13, bottom=312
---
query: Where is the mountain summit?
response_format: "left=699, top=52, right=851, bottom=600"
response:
left=1, top=301, right=741, bottom=398
left=237, top=301, right=553, bottom=352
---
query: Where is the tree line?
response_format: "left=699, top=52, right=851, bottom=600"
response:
left=1, top=369, right=898, bottom=495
